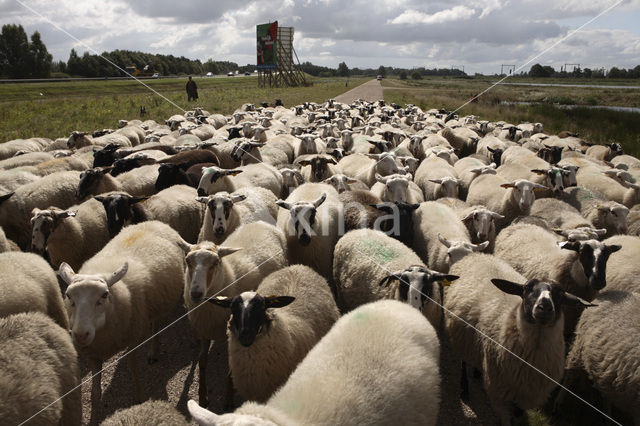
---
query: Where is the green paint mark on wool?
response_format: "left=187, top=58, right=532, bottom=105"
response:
left=358, top=238, right=399, bottom=263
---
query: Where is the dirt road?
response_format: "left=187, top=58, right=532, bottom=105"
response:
left=334, top=78, right=384, bottom=103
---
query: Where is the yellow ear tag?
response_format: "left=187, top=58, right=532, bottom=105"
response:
left=442, top=278, right=452, bottom=287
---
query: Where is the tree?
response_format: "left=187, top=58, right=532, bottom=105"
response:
left=337, top=61, right=349, bottom=77
left=377, top=65, right=386, bottom=78
left=29, top=31, right=52, bottom=78
left=411, top=70, right=422, bottom=80
left=0, top=24, right=31, bottom=78
left=67, top=48, right=81, bottom=76
left=399, top=70, right=407, bottom=80
left=529, top=63, right=551, bottom=78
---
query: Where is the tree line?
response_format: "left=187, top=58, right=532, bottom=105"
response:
left=527, top=63, right=640, bottom=79
left=0, top=24, right=52, bottom=78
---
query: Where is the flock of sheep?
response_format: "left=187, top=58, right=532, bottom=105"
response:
left=0, top=97, right=639, bottom=426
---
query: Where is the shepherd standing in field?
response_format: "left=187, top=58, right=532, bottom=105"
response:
left=186, top=76, right=198, bottom=101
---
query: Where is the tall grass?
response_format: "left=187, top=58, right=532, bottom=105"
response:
left=0, top=77, right=366, bottom=142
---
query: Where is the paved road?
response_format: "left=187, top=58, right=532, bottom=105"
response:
left=334, top=79, right=384, bottom=103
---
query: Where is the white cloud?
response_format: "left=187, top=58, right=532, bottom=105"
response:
left=389, top=6, right=476, bottom=25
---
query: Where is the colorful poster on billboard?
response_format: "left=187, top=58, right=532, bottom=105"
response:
left=257, top=22, right=278, bottom=70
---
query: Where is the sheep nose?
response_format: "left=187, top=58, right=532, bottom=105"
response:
left=190, top=290, right=203, bottom=301
left=478, top=233, right=487, bottom=241
left=197, top=188, right=206, bottom=197
left=74, top=331, right=90, bottom=346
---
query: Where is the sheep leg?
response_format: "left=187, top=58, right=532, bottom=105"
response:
left=147, top=321, right=159, bottom=364
left=127, top=350, right=144, bottom=403
left=89, top=360, right=103, bottom=423
left=224, top=372, right=235, bottom=411
left=198, top=339, right=211, bottom=407
left=460, top=361, right=470, bottom=402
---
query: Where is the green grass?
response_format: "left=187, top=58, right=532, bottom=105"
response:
left=383, top=79, right=640, bottom=158
left=0, top=76, right=367, bottom=142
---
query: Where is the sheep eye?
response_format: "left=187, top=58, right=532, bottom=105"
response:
left=102, top=292, right=109, bottom=299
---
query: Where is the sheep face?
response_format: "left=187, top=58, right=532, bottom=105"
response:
left=276, top=193, right=326, bottom=246
left=231, top=141, right=264, bottom=163
left=597, top=204, right=629, bottom=234
left=95, top=193, right=146, bottom=237
left=532, top=167, right=567, bottom=196
left=181, top=242, right=241, bottom=302
left=558, top=240, right=622, bottom=292
left=300, top=156, right=337, bottom=182
left=555, top=227, right=606, bottom=242
left=77, top=168, right=109, bottom=200
left=371, top=202, right=419, bottom=244
left=376, top=173, right=411, bottom=203
left=560, top=165, right=578, bottom=187
left=323, top=174, right=358, bottom=194
left=197, top=167, right=242, bottom=196
left=486, top=147, right=503, bottom=165
left=438, top=234, right=489, bottom=265
left=501, top=180, right=547, bottom=213
left=378, top=265, right=458, bottom=312
left=430, top=177, right=460, bottom=199
left=198, top=193, right=246, bottom=237
left=208, top=292, right=295, bottom=347
left=491, top=278, right=594, bottom=326
left=59, top=262, right=128, bottom=347
left=67, top=131, right=89, bottom=149
left=92, top=143, right=120, bottom=168
left=462, top=208, right=504, bottom=242
left=30, top=208, right=75, bottom=254
left=408, top=136, right=424, bottom=157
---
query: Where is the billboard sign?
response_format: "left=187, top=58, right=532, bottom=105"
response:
left=257, top=21, right=278, bottom=70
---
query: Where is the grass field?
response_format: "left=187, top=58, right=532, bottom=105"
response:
left=383, top=78, right=640, bottom=157
left=0, top=76, right=367, bottom=142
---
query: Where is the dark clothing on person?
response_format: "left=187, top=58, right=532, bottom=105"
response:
left=186, top=79, right=198, bottom=101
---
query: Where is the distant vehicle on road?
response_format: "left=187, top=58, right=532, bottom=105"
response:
left=377, top=75, right=383, bottom=80
left=125, top=65, right=156, bottom=77
left=244, top=71, right=251, bottom=76
left=152, top=73, right=159, bottom=78
left=206, top=72, right=213, bottom=77
left=227, top=72, right=234, bottom=77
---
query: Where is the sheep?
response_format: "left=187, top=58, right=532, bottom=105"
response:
left=610, top=154, right=640, bottom=170
left=197, top=164, right=283, bottom=198
left=158, top=149, right=220, bottom=169
left=476, top=135, right=507, bottom=165
left=0, top=226, right=19, bottom=252
left=337, top=153, right=401, bottom=187
left=30, top=199, right=110, bottom=270
left=322, top=173, right=369, bottom=193
left=576, top=165, right=640, bottom=207
left=0, top=151, right=53, bottom=171
left=189, top=299, right=441, bottom=426
left=58, top=221, right=186, bottom=416
left=444, top=252, right=593, bottom=425
left=94, top=185, right=205, bottom=242
left=298, top=154, right=338, bottom=182
left=466, top=175, right=547, bottom=230
left=110, top=154, right=159, bottom=176
left=563, top=186, right=629, bottom=237
left=334, top=228, right=455, bottom=328
left=197, top=186, right=277, bottom=244
left=601, top=235, right=640, bottom=294
left=628, top=205, right=640, bottom=236
left=154, top=161, right=216, bottom=191
left=371, top=172, right=424, bottom=203
left=415, top=156, right=462, bottom=201
left=412, top=201, right=482, bottom=273
left=0, top=168, right=41, bottom=194
left=585, top=142, right=623, bottom=162
left=276, top=183, right=343, bottom=280
left=279, top=166, right=304, bottom=197
left=454, top=157, right=496, bottom=200
left=440, top=126, right=479, bottom=157
left=67, top=130, right=131, bottom=150
left=230, top=139, right=289, bottom=167
left=457, top=205, right=504, bottom=251
left=0, top=170, right=81, bottom=250
left=0, top=137, right=51, bottom=160
left=76, top=164, right=160, bottom=200
left=0, top=251, right=69, bottom=329
left=530, top=198, right=594, bottom=232
left=209, top=265, right=340, bottom=403
left=0, top=312, right=81, bottom=425
left=14, top=154, right=92, bottom=177
left=102, top=400, right=188, bottom=426
left=179, top=221, right=288, bottom=406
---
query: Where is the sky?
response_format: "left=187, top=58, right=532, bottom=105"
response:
left=1, top=0, right=639, bottom=75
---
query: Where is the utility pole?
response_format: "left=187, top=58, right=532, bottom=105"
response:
left=500, top=64, right=515, bottom=76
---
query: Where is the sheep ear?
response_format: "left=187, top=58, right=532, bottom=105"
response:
left=327, top=156, right=338, bottom=165
left=531, top=169, right=547, bottom=175
left=500, top=183, right=515, bottom=189
left=177, top=240, right=193, bottom=254
left=104, top=263, right=128, bottom=287
left=0, top=192, right=15, bottom=204
left=429, top=179, right=443, bottom=184
left=378, top=270, right=403, bottom=287
left=438, top=233, right=451, bottom=248
left=195, top=196, right=209, bottom=204
left=226, top=169, right=243, bottom=176
left=265, top=296, right=295, bottom=308
left=606, top=244, right=622, bottom=254
left=188, top=399, right=220, bottom=425
left=557, top=241, right=580, bottom=252
left=313, top=192, right=327, bottom=208
left=131, top=196, right=148, bottom=204
left=231, top=194, right=247, bottom=203
left=298, top=160, right=310, bottom=166
left=594, top=228, right=607, bottom=237
left=473, top=241, right=490, bottom=251
left=562, top=292, right=597, bottom=308
left=207, top=296, right=233, bottom=308
left=218, top=246, right=241, bottom=257
left=58, top=262, right=76, bottom=285
left=276, top=199, right=291, bottom=210
left=461, top=211, right=474, bottom=222
left=435, top=274, right=459, bottom=283
left=375, top=173, right=386, bottom=184
left=490, top=278, right=524, bottom=296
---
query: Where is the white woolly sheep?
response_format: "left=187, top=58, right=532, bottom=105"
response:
left=209, top=265, right=339, bottom=403
left=466, top=174, right=547, bottom=231
left=476, top=135, right=507, bottom=165
left=333, top=228, right=456, bottom=329
left=337, top=153, right=401, bottom=187
left=627, top=205, right=640, bottom=236
left=197, top=164, right=283, bottom=198
left=0, top=251, right=69, bottom=329
left=445, top=252, right=593, bottom=425
left=601, top=235, right=640, bottom=294
left=76, top=164, right=160, bottom=200
left=0, top=226, right=19, bottom=252
left=0, top=151, right=53, bottom=171
left=454, top=156, right=496, bottom=200
left=179, top=221, right=288, bottom=406
left=371, top=172, right=424, bottom=204
left=58, top=221, right=186, bottom=416
left=0, top=312, right=81, bottom=425
left=198, top=186, right=277, bottom=244
left=530, top=198, right=594, bottom=232
left=0, top=170, right=81, bottom=250
left=102, top=400, right=188, bottom=426
left=585, top=142, right=623, bottom=162
left=297, top=154, right=338, bottom=182
left=563, top=290, right=640, bottom=424
left=0, top=137, right=51, bottom=160
left=322, top=173, right=369, bottom=193
left=30, top=198, right=110, bottom=270
left=189, top=299, right=441, bottom=426
left=576, top=165, right=640, bottom=208
left=415, top=156, right=462, bottom=200
left=440, top=126, right=479, bottom=157
left=563, top=186, right=629, bottom=237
